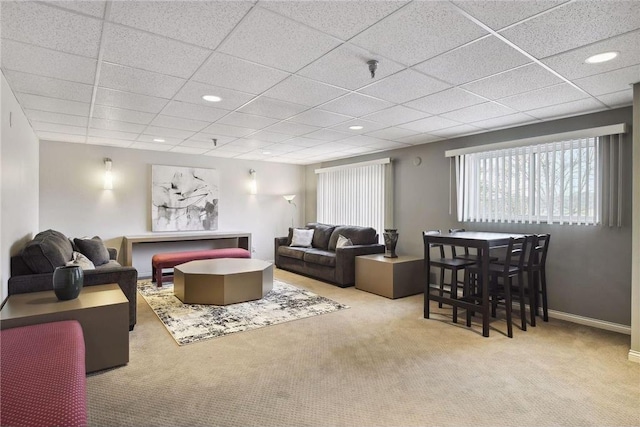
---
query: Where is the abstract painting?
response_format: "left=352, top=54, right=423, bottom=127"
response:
left=151, top=165, right=219, bottom=231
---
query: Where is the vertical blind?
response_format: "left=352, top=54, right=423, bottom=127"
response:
left=316, top=159, right=391, bottom=239
left=455, top=133, right=624, bottom=226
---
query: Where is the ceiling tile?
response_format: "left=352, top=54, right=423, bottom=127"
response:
left=24, top=109, right=89, bottom=127
left=88, top=128, right=139, bottom=141
left=441, top=102, right=517, bottom=123
left=500, top=1, right=640, bottom=58
left=397, top=133, right=442, bottom=145
left=181, top=135, right=236, bottom=149
left=143, top=126, right=194, bottom=140
left=526, top=98, right=605, bottom=120
left=260, top=1, right=407, bottom=40
left=1, top=39, right=97, bottom=84
left=247, top=131, right=292, bottom=143
left=38, top=131, right=86, bottom=143
left=298, top=44, right=405, bottom=90
left=136, top=135, right=182, bottom=145
left=169, top=146, right=209, bottom=155
left=351, top=2, right=487, bottom=66
left=359, top=69, right=451, bottom=103
left=202, top=123, right=257, bottom=138
left=265, top=121, right=320, bottom=137
left=365, top=127, right=419, bottom=141
left=542, top=30, right=640, bottom=80
left=430, top=124, right=484, bottom=138
left=259, top=143, right=302, bottom=154
left=574, top=65, right=640, bottom=96
left=413, top=36, right=531, bottom=85
left=86, top=137, right=134, bottom=148
left=231, top=138, right=273, bottom=150
left=361, top=105, right=430, bottom=126
left=217, top=112, right=279, bottom=130
left=4, top=70, right=93, bottom=103
left=238, top=97, right=309, bottom=120
left=1, top=2, right=102, bottom=57
left=399, top=116, right=461, bottom=133
left=102, top=23, right=211, bottom=79
left=95, top=87, right=169, bottom=114
left=129, top=141, right=173, bottom=151
left=45, top=1, right=106, bottom=18
left=498, top=83, right=589, bottom=111
left=149, top=115, right=210, bottom=132
left=404, top=88, right=486, bottom=115
left=192, top=52, right=289, bottom=95
left=174, top=81, right=255, bottom=111
left=340, top=135, right=389, bottom=147
left=451, top=1, right=566, bottom=30
left=161, top=100, right=228, bottom=123
left=262, top=76, right=348, bottom=107
left=461, top=64, right=563, bottom=100
left=303, top=129, right=351, bottom=142
left=330, top=119, right=388, bottom=134
left=109, top=1, right=253, bottom=50
left=218, top=7, right=341, bottom=73
left=99, top=62, right=185, bottom=99
left=361, top=140, right=410, bottom=150
left=470, top=113, right=540, bottom=130
left=320, top=93, right=394, bottom=117
left=217, top=140, right=258, bottom=152
left=286, top=137, right=325, bottom=148
left=17, top=93, right=89, bottom=116
left=32, top=121, right=87, bottom=136
left=89, top=118, right=146, bottom=134
left=289, top=109, right=352, bottom=127
left=91, top=105, right=156, bottom=125
left=597, top=89, right=633, bottom=108
left=203, top=150, right=241, bottom=158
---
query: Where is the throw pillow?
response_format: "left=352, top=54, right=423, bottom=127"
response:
left=73, top=236, right=110, bottom=266
left=290, top=228, right=314, bottom=248
left=66, top=251, right=95, bottom=270
left=336, top=234, right=353, bottom=249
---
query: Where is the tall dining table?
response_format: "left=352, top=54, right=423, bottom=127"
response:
left=423, top=231, right=526, bottom=337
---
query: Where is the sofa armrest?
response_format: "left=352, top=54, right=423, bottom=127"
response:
left=274, top=237, right=288, bottom=268
left=334, top=243, right=385, bottom=286
left=8, top=266, right=139, bottom=330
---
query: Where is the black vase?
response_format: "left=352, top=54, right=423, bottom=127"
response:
left=383, top=229, right=399, bottom=258
left=53, top=265, right=84, bottom=301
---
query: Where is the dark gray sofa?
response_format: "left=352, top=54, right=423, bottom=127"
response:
left=8, top=230, right=138, bottom=330
left=274, top=223, right=385, bottom=287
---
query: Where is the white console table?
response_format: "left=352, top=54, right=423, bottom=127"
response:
left=122, top=232, right=251, bottom=266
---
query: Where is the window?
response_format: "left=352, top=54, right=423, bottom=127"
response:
left=316, top=158, right=392, bottom=238
left=450, top=125, right=626, bottom=226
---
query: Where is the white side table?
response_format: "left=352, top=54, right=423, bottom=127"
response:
left=355, top=254, right=424, bottom=299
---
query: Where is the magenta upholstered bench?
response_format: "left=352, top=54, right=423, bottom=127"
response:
left=151, top=247, right=251, bottom=287
left=0, top=320, right=87, bottom=427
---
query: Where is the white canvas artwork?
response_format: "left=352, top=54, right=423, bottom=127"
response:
left=151, top=165, right=219, bottom=231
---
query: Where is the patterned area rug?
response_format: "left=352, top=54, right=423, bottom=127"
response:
left=138, top=279, right=349, bottom=345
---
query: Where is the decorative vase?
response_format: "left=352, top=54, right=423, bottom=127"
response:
left=53, top=265, right=84, bottom=301
left=383, top=229, right=399, bottom=258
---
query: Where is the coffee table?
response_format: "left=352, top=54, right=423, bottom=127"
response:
left=0, top=283, right=129, bottom=373
left=174, top=258, right=273, bottom=305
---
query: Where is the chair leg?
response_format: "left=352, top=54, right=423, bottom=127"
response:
left=464, top=270, right=472, bottom=327
left=518, top=271, right=527, bottom=331
left=504, top=276, right=513, bottom=338
left=151, top=266, right=156, bottom=283
left=528, top=269, right=537, bottom=327
left=452, top=268, right=458, bottom=324
left=540, top=269, right=549, bottom=322
left=438, top=268, right=445, bottom=308
left=156, top=267, right=163, bottom=287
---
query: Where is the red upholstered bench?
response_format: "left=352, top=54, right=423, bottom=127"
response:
left=0, top=320, right=87, bottom=427
left=152, top=247, right=251, bottom=287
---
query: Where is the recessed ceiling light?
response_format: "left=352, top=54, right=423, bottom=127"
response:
left=153, top=138, right=165, bottom=143
left=585, top=51, right=619, bottom=64
left=202, top=95, right=222, bottom=102
left=262, top=151, right=271, bottom=155
left=349, top=125, right=364, bottom=130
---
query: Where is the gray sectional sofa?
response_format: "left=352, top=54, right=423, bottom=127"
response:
left=8, top=229, right=138, bottom=330
left=274, top=223, right=385, bottom=287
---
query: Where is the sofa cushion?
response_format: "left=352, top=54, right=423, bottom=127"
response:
left=74, top=236, right=110, bottom=266
left=336, top=234, right=353, bottom=249
left=286, top=227, right=309, bottom=246
left=66, top=252, right=95, bottom=270
left=307, top=223, right=336, bottom=250
left=290, top=228, right=314, bottom=247
left=278, top=246, right=308, bottom=260
left=303, top=249, right=336, bottom=267
left=21, top=229, right=74, bottom=274
left=328, top=226, right=378, bottom=250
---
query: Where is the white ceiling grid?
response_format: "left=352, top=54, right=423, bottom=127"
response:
left=1, top=0, right=638, bottom=165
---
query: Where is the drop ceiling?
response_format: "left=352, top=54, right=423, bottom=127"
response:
left=1, top=0, right=638, bottom=165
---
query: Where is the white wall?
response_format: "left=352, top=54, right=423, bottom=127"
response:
left=0, top=72, right=39, bottom=301
left=39, top=141, right=304, bottom=277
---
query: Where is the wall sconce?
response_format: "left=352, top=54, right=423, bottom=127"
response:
left=103, top=158, right=113, bottom=190
left=283, top=194, right=296, bottom=227
left=249, top=169, right=257, bottom=195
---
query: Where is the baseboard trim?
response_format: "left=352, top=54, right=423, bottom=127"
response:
left=628, top=350, right=640, bottom=363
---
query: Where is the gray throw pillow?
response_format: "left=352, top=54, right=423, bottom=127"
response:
left=74, top=236, right=110, bottom=266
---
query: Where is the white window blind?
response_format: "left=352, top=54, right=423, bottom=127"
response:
left=455, top=132, right=625, bottom=226
left=316, top=159, right=392, bottom=239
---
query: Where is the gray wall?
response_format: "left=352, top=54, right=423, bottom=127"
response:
left=0, top=73, right=39, bottom=301
left=306, top=107, right=633, bottom=327
left=39, top=142, right=305, bottom=277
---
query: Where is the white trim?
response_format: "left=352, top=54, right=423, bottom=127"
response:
left=315, top=158, right=391, bottom=174
left=546, top=308, right=631, bottom=335
left=445, top=123, right=628, bottom=157
left=629, top=350, right=640, bottom=364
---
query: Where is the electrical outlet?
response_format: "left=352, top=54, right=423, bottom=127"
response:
left=251, top=246, right=256, bottom=253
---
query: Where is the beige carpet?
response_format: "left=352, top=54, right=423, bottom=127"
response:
left=86, top=269, right=640, bottom=427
